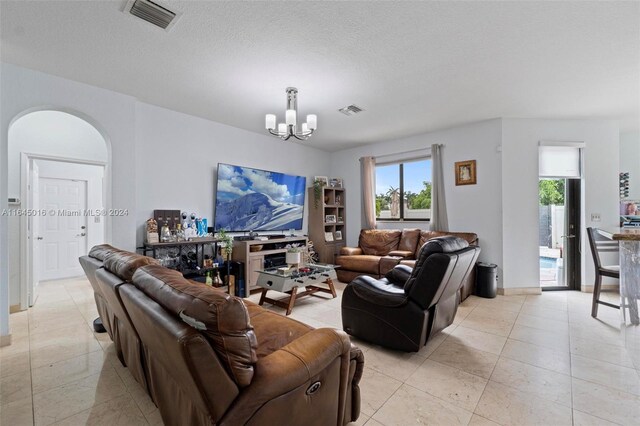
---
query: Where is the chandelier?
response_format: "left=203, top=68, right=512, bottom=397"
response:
left=265, top=87, right=317, bottom=141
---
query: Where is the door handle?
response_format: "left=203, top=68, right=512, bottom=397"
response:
left=561, top=235, right=576, bottom=239
left=76, top=233, right=86, bottom=237
left=36, top=236, right=43, bottom=240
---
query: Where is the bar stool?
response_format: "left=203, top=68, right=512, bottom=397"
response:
left=586, top=227, right=620, bottom=318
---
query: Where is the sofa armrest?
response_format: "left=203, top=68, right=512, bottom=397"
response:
left=340, top=247, right=363, bottom=256
left=388, top=250, right=414, bottom=259
left=221, top=328, right=353, bottom=425
left=350, top=276, right=407, bottom=307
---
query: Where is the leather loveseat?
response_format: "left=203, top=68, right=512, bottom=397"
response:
left=336, top=229, right=479, bottom=301
left=342, top=236, right=481, bottom=352
left=79, top=247, right=364, bottom=425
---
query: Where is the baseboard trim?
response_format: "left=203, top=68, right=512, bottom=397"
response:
left=9, top=304, right=22, bottom=314
left=497, top=287, right=542, bottom=296
left=581, top=284, right=619, bottom=293
left=0, top=334, right=12, bottom=347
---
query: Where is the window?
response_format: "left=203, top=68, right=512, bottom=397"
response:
left=375, top=158, right=432, bottom=220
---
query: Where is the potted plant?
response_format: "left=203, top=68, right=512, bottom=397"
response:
left=215, top=229, right=234, bottom=289
left=313, top=179, right=326, bottom=208
left=286, top=243, right=302, bottom=266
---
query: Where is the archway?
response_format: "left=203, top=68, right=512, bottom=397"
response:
left=8, top=108, right=111, bottom=309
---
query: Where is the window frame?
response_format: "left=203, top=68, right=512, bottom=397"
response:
left=375, top=157, right=431, bottom=222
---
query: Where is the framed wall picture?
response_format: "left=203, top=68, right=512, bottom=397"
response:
left=325, top=214, right=337, bottom=223
left=329, top=177, right=343, bottom=188
left=455, top=160, right=477, bottom=186
left=335, top=230, right=342, bottom=240
left=314, top=176, right=329, bottom=186
left=324, top=231, right=334, bottom=242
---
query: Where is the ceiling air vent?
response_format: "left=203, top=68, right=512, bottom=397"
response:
left=338, top=104, right=364, bottom=116
left=125, top=0, right=181, bottom=31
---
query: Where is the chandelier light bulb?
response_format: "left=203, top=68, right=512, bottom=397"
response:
left=307, top=114, right=317, bottom=130
left=286, top=109, right=297, bottom=126
left=301, top=123, right=309, bottom=133
left=265, top=114, right=276, bottom=130
left=278, top=123, right=287, bottom=134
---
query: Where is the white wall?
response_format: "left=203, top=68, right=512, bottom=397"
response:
left=501, top=119, right=620, bottom=290
left=1, top=62, right=135, bottom=339
left=330, top=119, right=504, bottom=285
left=6, top=111, right=108, bottom=307
left=620, top=131, right=640, bottom=200
left=134, top=102, right=332, bottom=244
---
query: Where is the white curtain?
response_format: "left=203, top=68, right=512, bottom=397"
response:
left=360, top=156, right=377, bottom=229
left=430, top=144, right=449, bottom=231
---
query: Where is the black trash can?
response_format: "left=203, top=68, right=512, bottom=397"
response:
left=476, top=262, right=498, bottom=298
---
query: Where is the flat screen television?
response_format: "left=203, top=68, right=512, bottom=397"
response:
left=214, top=163, right=306, bottom=232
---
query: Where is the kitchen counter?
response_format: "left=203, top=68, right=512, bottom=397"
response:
left=599, top=227, right=640, bottom=241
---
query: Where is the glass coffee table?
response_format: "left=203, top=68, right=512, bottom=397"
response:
left=256, top=264, right=339, bottom=315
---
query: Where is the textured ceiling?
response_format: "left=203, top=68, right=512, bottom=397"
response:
left=1, top=1, right=638, bottom=151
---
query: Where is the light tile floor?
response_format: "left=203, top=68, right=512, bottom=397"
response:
left=2, top=278, right=640, bottom=425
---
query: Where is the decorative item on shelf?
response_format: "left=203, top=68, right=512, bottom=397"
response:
left=146, top=218, right=159, bottom=243
left=306, top=240, right=319, bottom=263
left=335, top=194, right=343, bottom=205
left=329, top=177, right=343, bottom=188
left=184, top=223, right=197, bottom=240
left=455, top=160, right=477, bottom=186
left=337, top=216, right=343, bottom=223
left=313, top=177, right=327, bottom=208
left=205, top=271, right=213, bottom=286
left=203, top=255, right=213, bottom=268
left=285, top=244, right=302, bottom=267
left=213, top=270, right=223, bottom=286
left=265, top=87, right=317, bottom=141
left=335, top=231, right=343, bottom=240
left=175, top=223, right=185, bottom=241
left=160, top=221, right=172, bottom=242
left=249, top=244, right=264, bottom=252
left=325, top=231, right=334, bottom=242
left=325, top=214, right=337, bottom=223
left=620, top=172, right=630, bottom=199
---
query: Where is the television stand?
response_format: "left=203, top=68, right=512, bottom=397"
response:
left=232, top=236, right=308, bottom=295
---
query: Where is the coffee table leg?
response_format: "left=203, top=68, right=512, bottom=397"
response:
left=258, top=288, right=268, bottom=306
left=286, top=287, right=298, bottom=316
left=326, top=278, right=337, bottom=298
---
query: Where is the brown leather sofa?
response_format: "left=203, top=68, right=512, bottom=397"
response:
left=80, top=248, right=364, bottom=425
left=336, top=229, right=479, bottom=301
left=342, top=236, right=481, bottom=352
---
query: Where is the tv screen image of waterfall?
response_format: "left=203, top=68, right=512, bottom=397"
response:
left=214, top=163, right=307, bottom=232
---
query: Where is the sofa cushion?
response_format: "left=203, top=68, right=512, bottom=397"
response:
left=417, top=231, right=477, bottom=257
left=387, top=250, right=414, bottom=259
left=244, top=300, right=313, bottom=359
left=336, top=255, right=382, bottom=274
left=103, top=251, right=158, bottom=282
left=89, top=244, right=122, bottom=261
left=398, top=228, right=421, bottom=254
left=132, top=265, right=257, bottom=387
left=358, top=230, right=402, bottom=256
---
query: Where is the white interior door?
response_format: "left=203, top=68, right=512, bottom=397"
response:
left=39, top=178, right=88, bottom=281
left=29, top=162, right=40, bottom=305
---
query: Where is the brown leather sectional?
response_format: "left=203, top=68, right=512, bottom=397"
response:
left=336, top=229, right=479, bottom=301
left=80, top=247, right=364, bottom=425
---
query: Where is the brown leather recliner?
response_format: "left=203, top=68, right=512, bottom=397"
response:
left=117, top=264, right=363, bottom=425
left=342, top=236, right=481, bottom=352
left=78, top=244, right=125, bottom=338
left=336, top=229, right=479, bottom=301
left=94, top=251, right=158, bottom=393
